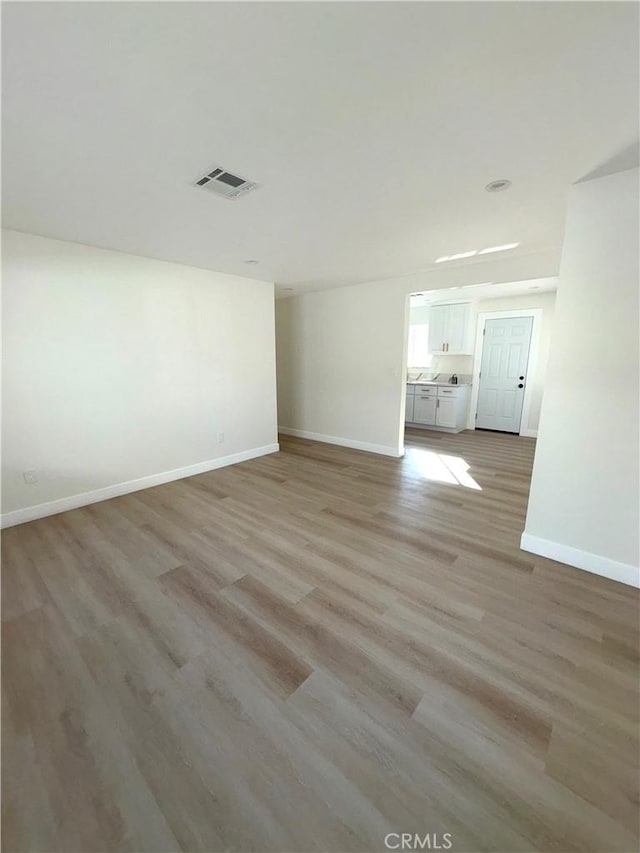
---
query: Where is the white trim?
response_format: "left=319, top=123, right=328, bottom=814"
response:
left=468, top=308, right=542, bottom=435
left=279, top=426, right=403, bottom=458
left=399, top=294, right=411, bottom=457
left=521, top=532, right=640, bottom=588
left=519, top=428, right=538, bottom=438
left=0, top=443, right=280, bottom=529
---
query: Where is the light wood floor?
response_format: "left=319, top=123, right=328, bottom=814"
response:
left=2, top=429, right=639, bottom=853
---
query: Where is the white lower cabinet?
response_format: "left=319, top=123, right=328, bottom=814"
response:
left=435, top=397, right=456, bottom=428
left=405, top=389, right=415, bottom=423
left=413, top=395, right=437, bottom=424
left=406, top=384, right=470, bottom=433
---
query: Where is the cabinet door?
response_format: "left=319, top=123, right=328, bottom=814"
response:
left=435, top=397, right=457, bottom=428
left=445, top=303, right=467, bottom=353
left=427, top=305, right=447, bottom=353
left=413, top=395, right=437, bottom=424
left=405, top=392, right=415, bottom=423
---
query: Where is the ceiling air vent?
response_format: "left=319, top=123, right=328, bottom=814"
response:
left=194, top=165, right=259, bottom=200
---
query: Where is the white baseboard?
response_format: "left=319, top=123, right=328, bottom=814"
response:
left=520, top=532, right=639, bottom=588
left=0, top=443, right=280, bottom=529
left=278, top=426, right=403, bottom=458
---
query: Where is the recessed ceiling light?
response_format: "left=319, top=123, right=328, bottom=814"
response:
left=485, top=179, right=512, bottom=192
left=243, top=259, right=259, bottom=264
left=478, top=242, right=520, bottom=255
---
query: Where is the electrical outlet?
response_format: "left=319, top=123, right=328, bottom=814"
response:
left=23, top=469, right=38, bottom=484
left=216, top=432, right=225, bottom=443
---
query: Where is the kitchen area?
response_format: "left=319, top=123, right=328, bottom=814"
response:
left=404, top=280, right=557, bottom=438
left=405, top=297, right=474, bottom=433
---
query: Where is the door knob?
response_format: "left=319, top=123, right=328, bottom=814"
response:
left=518, top=383, right=524, bottom=388
left=519, top=375, right=525, bottom=380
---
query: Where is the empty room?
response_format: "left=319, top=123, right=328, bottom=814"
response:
left=2, top=2, right=639, bottom=852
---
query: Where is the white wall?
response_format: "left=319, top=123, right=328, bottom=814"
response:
left=523, top=168, right=639, bottom=586
left=276, top=279, right=408, bottom=456
left=275, top=249, right=560, bottom=456
left=2, top=230, right=278, bottom=524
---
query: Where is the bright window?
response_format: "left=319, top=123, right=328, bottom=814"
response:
left=408, top=323, right=430, bottom=366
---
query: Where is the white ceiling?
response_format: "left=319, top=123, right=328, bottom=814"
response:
left=2, top=2, right=638, bottom=292
left=410, top=277, right=558, bottom=306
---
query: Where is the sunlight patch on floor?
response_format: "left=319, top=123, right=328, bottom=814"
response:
left=405, top=448, right=482, bottom=490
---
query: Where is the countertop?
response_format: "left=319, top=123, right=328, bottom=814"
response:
left=407, top=380, right=472, bottom=387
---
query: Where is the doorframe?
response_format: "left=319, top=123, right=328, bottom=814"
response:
left=467, top=308, right=542, bottom=437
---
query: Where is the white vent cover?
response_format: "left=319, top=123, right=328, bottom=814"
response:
left=194, top=166, right=259, bottom=200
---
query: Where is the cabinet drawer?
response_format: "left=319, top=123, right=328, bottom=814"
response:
left=414, top=385, right=437, bottom=397
left=437, top=386, right=461, bottom=398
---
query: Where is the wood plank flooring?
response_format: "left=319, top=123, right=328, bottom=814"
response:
left=2, top=429, right=639, bottom=853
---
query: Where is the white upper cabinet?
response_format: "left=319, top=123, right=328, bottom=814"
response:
left=427, top=303, right=474, bottom=354
left=426, top=306, right=447, bottom=354
left=444, top=303, right=470, bottom=353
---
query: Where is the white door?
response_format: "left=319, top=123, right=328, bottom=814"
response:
left=476, top=316, right=533, bottom=433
